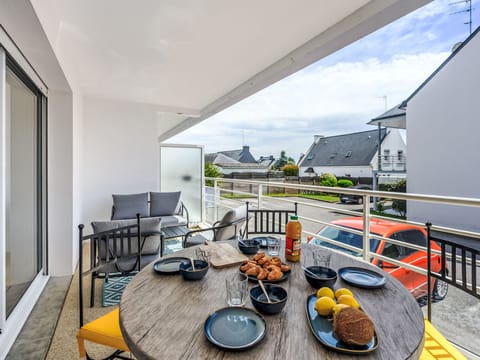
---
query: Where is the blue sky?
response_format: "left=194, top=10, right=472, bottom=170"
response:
left=169, top=0, right=479, bottom=161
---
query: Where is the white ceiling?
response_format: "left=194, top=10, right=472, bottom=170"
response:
left=29, top=0, right=430, bottom=139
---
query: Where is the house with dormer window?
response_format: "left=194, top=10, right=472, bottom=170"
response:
left=298, top=129, right=406, bottom=180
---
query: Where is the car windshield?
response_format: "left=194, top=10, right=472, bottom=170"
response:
left=311, top=226, right=380, bottom=257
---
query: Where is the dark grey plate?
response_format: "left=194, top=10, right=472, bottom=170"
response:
left=153, top=257, right=190, bottom=275
left=306, top=294, right=378, bottom=354
left=338, top=267, right=386, bottom=289
left=205, top=307, right=266, bottom=351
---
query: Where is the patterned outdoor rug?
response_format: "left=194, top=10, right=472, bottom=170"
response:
left=102, top=274, right=136, bottom=307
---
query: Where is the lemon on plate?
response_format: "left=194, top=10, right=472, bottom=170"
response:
left=334, top=288, right=353, bottom=299
left=314, top=296, right=336, bottom=316
left=316, top=287, right=334, bottom=299
left=337, top=294, right=360, bottom=309
left=332, top=303, right=350, bottom=316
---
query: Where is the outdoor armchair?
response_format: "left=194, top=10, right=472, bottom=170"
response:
left=89, top=215, right=162, bottom=307
left=76, top=220, right=143, bottom=359
left=183, top=204, right=247, bottom=247
left=245, top=201, right=298, bottom=237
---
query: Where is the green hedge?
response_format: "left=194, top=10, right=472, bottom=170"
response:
left=337, top=179, right=354, bottom=188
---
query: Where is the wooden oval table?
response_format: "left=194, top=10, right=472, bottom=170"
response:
left=120, top=243, right=425, bottom=360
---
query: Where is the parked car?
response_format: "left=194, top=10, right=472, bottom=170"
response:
left=307, top=217, right=448, bottom=301
left=339, top=185, right=372, bottom=204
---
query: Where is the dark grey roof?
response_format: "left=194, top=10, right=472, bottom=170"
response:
left=368, top=104, right=406, bottom=129
left=205, top=145, right=257, bottom=164
left=370, top=104, right=405, bottom=121
left=299, top=129, right=387, bottom=167
left=205, top=153, right=218, bottom=163
left=257, top=155, right=275, bottom=168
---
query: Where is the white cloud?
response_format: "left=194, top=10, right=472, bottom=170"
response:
left=168, top=51, right=448, bottom=160
left=168, top=0, right=476, bottom=160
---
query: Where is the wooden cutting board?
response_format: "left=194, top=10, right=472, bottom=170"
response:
left=201, top=242, right=248, bottom=268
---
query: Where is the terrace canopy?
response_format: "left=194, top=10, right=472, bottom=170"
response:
left=19, top=0, right=427, bottom=139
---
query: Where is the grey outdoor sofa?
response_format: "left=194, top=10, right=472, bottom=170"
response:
left=88, top=192, right=189, bottom=297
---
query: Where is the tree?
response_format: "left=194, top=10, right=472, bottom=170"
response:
left=205, top=162, right=222, bottom=186
left=282, top=163, right=299, bottom=176
left=273, top=150, right=295, bottom=170
left=389, top=179, right=407, bottom=217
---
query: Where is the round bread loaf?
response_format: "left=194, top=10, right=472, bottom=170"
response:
left=333, top=307, right=374, bottom=346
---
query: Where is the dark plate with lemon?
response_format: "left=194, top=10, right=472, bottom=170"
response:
left=305, top=294, right=378, bottom=354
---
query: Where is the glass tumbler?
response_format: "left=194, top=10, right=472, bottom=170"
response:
left=225, top=272, right=248, bottom=306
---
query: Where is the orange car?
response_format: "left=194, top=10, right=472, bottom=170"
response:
left=308, top=217, right=448, bottom=301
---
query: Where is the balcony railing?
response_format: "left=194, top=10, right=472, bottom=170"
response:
left=205, top=176, right=480, bottom=358
left=380, top=155, right=406, bottom=172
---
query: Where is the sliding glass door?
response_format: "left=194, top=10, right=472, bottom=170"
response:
left=0, top=49, right=46, bottom=323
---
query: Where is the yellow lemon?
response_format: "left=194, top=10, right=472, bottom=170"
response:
left=332, top=303, right=350, bottom=316
left=337, top=294, right=360, bottom=309
left=314, top=296, right=336, bottom=316
left=316, top=287, right=334, bottom=300
left=334, top=288, right=353, bottom=299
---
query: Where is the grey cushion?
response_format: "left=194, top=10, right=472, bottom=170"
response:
left=150, top=191, right=181, bottom=216
left=160, top=215, right=188, bottom=228
left=91, top=217, right=162, bottom=234
left=112, top=192, right=149, bottom=220
left=215, top=205, right=247, bottom=241
left=91, top=218, right=162, bottom=256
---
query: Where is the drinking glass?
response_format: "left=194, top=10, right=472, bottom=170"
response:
left=225, top=272, right=248, bottom=306
left=195, top=248, right=210, bottom=264
left=267, top=236, right=281, bottom=256
left=312, top=250, right=331, bottom=268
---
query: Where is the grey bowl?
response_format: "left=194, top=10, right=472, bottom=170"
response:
left=304, top=266, right=337, bottom=288
left=179, top=260, right=209, bottom=281
left=250, top=284, right=287, bottom=315
left=238, top=239, right=261, bottom=255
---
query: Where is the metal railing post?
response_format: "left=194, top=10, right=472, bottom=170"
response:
left=214, top=179, right=219, bottom=222
left=258, top=184, right=263, bottom=209
left=362, top=195, right=371, bottom=262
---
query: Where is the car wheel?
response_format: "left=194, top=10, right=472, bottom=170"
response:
left=433, top=279, right=448, bottom=301
left=357, top=197, right=363, bottom=205
left=340, top=199, right=346, bottom=203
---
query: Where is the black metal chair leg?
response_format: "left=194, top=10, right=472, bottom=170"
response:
left=90, top=272, right=96, bottom=307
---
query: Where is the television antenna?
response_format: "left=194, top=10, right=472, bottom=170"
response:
left=450, top=0, right=474, bottom=35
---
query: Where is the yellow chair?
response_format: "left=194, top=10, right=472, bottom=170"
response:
left=77, top=308, right=130, bottom=359
left=420, top=319, right=466, bottom=360
left=77, top=220, right=140, bottom=359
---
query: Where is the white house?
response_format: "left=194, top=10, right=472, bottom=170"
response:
left=0, top=0, right=431, bottom=355
left=404, top=27, right=480, bottom=232
left=298, top=129, right=406, bottom=180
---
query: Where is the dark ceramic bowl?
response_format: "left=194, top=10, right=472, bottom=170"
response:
left=250, top=284, right=288, bottom=315
left=179, top=260, right=209, bottom=281
left=304, top=266, right=337, bottom=288
left=238, top=239, right=261, bottom=255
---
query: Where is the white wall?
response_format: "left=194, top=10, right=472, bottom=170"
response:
left=372, top=129, right=406, bottom=171
left=80, top=97, right=160, bottom=228
left=407, top=33, right=480, bottom=232
left=300, top=165, right=373, bottom=178
left=48, top=89, right=75, bottom=276
left=220, top=168, right=269, bottom=175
